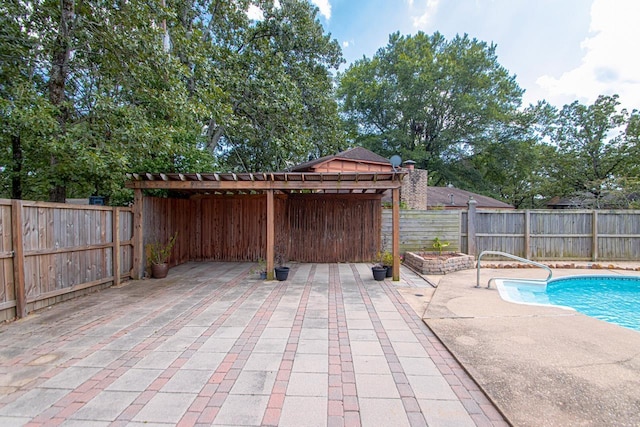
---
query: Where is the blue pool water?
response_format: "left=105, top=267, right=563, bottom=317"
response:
left=495, top=275, right=640, bottom=331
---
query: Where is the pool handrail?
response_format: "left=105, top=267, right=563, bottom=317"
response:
left=476, top=250, right=553, bottom=288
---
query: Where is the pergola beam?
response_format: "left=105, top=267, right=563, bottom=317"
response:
left=125, top=180, right=402, bottom=191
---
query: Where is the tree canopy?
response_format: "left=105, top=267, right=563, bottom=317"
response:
left=2, top=7, right=640, bottom=208
left=0, top=0, right=344, bottom=203
left=336, top=31, right=640, bottom=208
left=540, top=95, right=639, bottom=208
left=337, top=31, right=524, bottom=187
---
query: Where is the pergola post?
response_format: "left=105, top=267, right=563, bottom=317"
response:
left=132, top=188, right=144, bottom=279
left=266, top=190, right=275, bottom=280
left=392, top=187, right=400, bottom=281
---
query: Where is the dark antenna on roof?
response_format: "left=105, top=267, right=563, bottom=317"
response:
left=389, top=155, right=402, bottom=172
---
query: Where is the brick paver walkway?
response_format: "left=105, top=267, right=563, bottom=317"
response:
left=0, top=262, right=508, bottom=426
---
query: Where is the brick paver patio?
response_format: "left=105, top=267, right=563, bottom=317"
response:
left=0, top=262, right=508, bottom=426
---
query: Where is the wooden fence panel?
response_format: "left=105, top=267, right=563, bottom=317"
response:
left=21, top=203, right=118, bottom=300
left=529, top=211, right=592, bottom=259
left=0, top=202, right=13, bottom=309
left=597, top=211, right=640, bottom=260
left=475, top=211, right=526, bottom=257
left=119, top=209, right=134, bottom=276
left=382, top=210, right=461, bottom=253
left=0, top=199, right=133, bottom=319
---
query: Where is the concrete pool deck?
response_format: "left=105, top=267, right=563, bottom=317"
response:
left=422, top=263, right=640, bottom=427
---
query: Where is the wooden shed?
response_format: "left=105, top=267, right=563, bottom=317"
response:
left=126, top=171, right=406, bottom=280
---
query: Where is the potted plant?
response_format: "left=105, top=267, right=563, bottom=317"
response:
left=251, top=258, right=267, bottom=280
left=274, top=248, right=289, bottom=281
left=381, top=250, right=394, bottom=277
left=146, top=232, right=178, bottom=279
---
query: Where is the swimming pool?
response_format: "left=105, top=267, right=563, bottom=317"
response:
left=495, top=275, right=640, bottom=332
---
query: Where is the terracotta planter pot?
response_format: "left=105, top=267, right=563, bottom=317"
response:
left=151, top=263, right=169, bottom=279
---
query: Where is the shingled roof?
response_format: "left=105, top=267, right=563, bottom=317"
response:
left=428, top=186, right=513, bottom=209
left=289, top=147, right=391, bottom=172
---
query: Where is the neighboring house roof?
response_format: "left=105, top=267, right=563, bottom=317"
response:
left=428, top=187, right=514, bottom=209
left=289, top=147, right=392, bottom=172
left=546, top=192, right=640, bottom=209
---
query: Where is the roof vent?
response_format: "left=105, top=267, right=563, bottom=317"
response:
left=402, top=160, right=416, bottom=170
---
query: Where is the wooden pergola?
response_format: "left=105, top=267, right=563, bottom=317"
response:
left=126, top=171, right=406, bottom=280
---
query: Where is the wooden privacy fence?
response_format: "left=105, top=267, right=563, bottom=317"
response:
left=382, top=208, right=640, bottom=261
left=462, top=209, right=640, bottom=261
left=0, top=199, right=134, bottom=321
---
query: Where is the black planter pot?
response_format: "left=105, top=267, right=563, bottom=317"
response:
left=384, top=266, right=393, bottom=277
left=372, top=266, right=387, bottom=281
left=275, top=266, right=290, bottom=281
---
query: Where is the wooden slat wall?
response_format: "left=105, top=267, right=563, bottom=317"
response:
left=143, top=193, right=382, bottom=265
left=286, top=194, right=381, bottom=262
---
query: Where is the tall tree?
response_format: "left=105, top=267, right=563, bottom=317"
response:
left=545, top=95, right=631, bottom=207
left=337, top=31, right=523, bottom=185
left=469, top=102, right=557, bottom=208
left=1, top=0, right=345, bottom=203
left=207, top=0, right=344, bottom=171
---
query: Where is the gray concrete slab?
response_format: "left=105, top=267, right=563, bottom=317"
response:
left=424, top=265, right=640, bottom=427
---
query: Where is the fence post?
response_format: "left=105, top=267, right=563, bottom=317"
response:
left=592, top=210, right=598, bottom=261
left=132, top=189, right=144, bottom=279
left=11, top=200, right=27, bottom=319
left=524, top=210, right=531, bottom=259
left=113, top=207, right=121, bottom=286
left=466, top=197, right=477, bottom=257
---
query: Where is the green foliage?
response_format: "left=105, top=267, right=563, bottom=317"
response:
left=0, top=0, right=345, bottom=203
left=337, top=31, right=524, bottom=187
left=380, top=251, right=393, bottom=267
left=146, top=232, right=178, bottom=265
left=432, top=237, right=450, bottom=255
left=542, top=95, right=635, bottom=208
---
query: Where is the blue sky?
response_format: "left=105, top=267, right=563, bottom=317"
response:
left=309, top=0, right=640, bottom=111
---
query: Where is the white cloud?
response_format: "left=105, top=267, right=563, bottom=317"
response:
left=246, top=4, right=264, bottom=21
left=535, top=0, right=640, bottom=109
left=343, top=41, right=350, bottom=48
left=311, top=0, right=332, bottom=19
left=411, top=0, right=441, bottom=28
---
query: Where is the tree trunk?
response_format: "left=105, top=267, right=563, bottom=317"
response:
left=48, top=0, right=75, bottom=203
left=11, top=135, right=22, bottom=200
